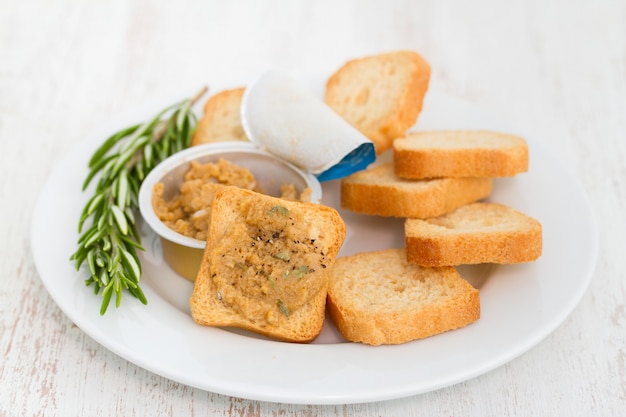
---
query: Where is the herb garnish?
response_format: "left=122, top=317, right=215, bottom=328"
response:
left=267, top=205, right=289, bottom=216
left=70, top=87, right=208, bottom=315
left=292, top=265, right=309, bottom=278
left=277, top=299, right=290, bottom=316
left=273, top=252, right=290, bottom=262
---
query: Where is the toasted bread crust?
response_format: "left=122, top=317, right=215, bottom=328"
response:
left=192, top=280, right=329, bottom=343
left=326, top=249, right=480, bottom=346
left=340, top=163, right=492, bottom=218
left=191, top=87, right=249, bottom=146
left=405, top=203, right=543, bottom=266
left=394, top=130, right=529, bottom=179
left=325, top=50, right=431, bottom=155
left=189, top=187, right=346, bottom=342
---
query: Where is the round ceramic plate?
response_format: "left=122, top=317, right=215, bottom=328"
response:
left=31, top=88, right=597, bottom=405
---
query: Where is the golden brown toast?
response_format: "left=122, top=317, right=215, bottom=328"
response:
left=341, top=162, right=492, bottom=218
left=191, top=87, right=249, bottom=146
left=326, top=248, right=480, bottom=346
left=405, top=202, right=543, bottom=266
left=189, top=187, right=346, bottom=342
left=394, top=130, right=529, bottom=179
left=325, top=50, right=431, bottom=155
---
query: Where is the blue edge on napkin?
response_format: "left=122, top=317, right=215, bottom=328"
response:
left=316, top=142, right=376, bottom=182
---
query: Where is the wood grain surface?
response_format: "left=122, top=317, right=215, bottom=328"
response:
left=1, top=0, right=624, bottom=416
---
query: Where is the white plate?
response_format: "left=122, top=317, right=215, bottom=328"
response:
left=31, top=89, right=598, bottom=405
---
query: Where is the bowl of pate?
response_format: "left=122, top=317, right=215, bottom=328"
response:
left=138, top=141, right=322, bottom=281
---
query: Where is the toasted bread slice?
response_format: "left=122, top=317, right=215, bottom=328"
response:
left=340, top=162, right=492, bottom=218
left=405, top=202, right=542, bottom=266
left=191, top=87, right=249, bottom=146
left=394, top=130, right=529, bottom=179
left=326, top=248, right=480, bottom=346
left=325, top=50, right=431, bottom=155
left=189, top=187, right=346, bottom=343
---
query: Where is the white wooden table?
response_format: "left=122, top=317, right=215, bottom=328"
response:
left=2, top=0, right=624, bottom=415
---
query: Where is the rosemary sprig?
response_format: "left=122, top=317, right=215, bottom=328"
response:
left=70, top=87, right=208, bottom=315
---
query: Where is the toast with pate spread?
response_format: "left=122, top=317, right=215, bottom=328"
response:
left=189, top=186, right=346, bottom=343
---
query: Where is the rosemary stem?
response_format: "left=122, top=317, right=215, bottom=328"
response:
left=191, top=86, right=209, bottom=105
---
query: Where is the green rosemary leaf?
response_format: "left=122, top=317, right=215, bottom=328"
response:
left=86, top=193, right=105, bottom=216
left=120, top=248, right=141, bottom=281
left=100, top=285, right=113, bottom=315
left=117, top=113, right=162, bottom=155
left=115, top=286, right=123, bottom=309
left=159, top=133, right=170, bottom=158
left=128, top=285, right=148, bottom=305
left=99, top=268, right=109, bottom=286
left=71, top=86, right=208, bottom=315
left=110, top=205, right=128, bottom=235
left=87, top=251, right=97, bottom=277
left=124, top=205, right=136, bottom=226
left=114, top=276, right=122, bottom=296
left=165, top=117, right=177, bottom=151
left=127, top=217, right=143, bottom=245
left=176, top=100, right=191, bottom=131
left=102, top=235, right=111, bottom=251
left=135, top=158, right=145, bottom=182
left=116, top=170, right=129, bottom=210
left=109, top=245, right=121, bottom=271
left=71, top=249, right=87, bottom=270
left=77, top=224, right=98, bottom=245
left=83, top=154, right=116, bottom=191
left=88, top=124, right=140, bottom=168
left=78, top=199, right=96, bottom=232
left=110, top=135, right=151, bottom=177
left=121, top=275, right=137, bottom=289
left=143, top=143, right=154, bottom=168
left=180, top=114, right=192, bottom=149
left=96, top=210, right=109, bottom=231
left=83, top=227, right=106, bottom=248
